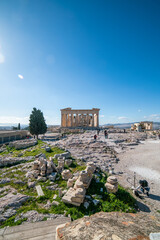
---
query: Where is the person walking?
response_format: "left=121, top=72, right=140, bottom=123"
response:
left=94, top=134, right=97, bottom=141
left=104, top=130, right=108, bottom=139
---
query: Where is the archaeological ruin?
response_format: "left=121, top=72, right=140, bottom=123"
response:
left=0, top=130, right=28, bottom=145
left=131, top=121, right=153, bottom=132
left=61, top=108, right=100, bottom=128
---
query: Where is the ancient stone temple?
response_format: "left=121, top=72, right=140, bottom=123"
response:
left=61, top=108, right=100, bottom=128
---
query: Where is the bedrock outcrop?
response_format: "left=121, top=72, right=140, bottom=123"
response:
left=56, top=212, right=160, bottom=240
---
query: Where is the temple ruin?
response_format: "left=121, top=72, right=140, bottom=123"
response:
left=131, top=121, right=153, bottom=132
left=61, top=108, right=100, bottom=128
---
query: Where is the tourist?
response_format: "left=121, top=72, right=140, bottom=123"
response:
left=97, top=129, right=100, bottom=135
left=94, top=134, right=97, bottom=141
left=104, top=130, right=108, bottom=139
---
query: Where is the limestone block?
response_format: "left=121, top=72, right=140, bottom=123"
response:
left=33, top=170, right=40, bottom=178
left=65, top=159, right=72, bottom=167
left=25, top=171, right=34, bottom=178
left=67, top=178, right=74, bottom=188
left=41, top=170, right=46, bottom=177
left=74, top=179, right=84, bottom=189
left=52, top=200, right=60, bottom=206
left=59, top=188, right=62, bottom=197
left=72, top=176, right=78, bottom=181
left=105, top=182, right=118, bottom=193
left=41, top=164, right=46, bottom=170
left=37, top=176, right=47, bottom=182
left=62, top=170, right=72, bottom=180
left=48, top=172, right=57, bottom=182
left=107, top=176, right=118, bottom=185
left=54, top=154, right=61, bottom=159
left=58, top=158, right=65, bottom=169
left=58, top=156, right=65, bottom=161
left=74, top=188, right=86, bottom=198
left=45, top=146, right=51, bottom=152
left=84, top=201, right=89, bottom=209
left=93, top=199, right=100, bottom=206
left=51, top=161, right=57, bottom=171
left=61, top=152, right=71, bottom=159
left=28, top=181, right=35, bottom=188
left=39, top=158, right=46, bottom=166
left=33, top=160, right=39, bottom=170
left=87, top=162, right=96, bottom=171
left=71, top=197, right=84, bottom=204
left=36, top=185, right=44, bottom=196
left=86, top=166, right=94, bottom=177
left=79, top=171, right=88, bottom=182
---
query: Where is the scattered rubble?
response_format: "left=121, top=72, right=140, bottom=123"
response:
left=51, top=131, right=147, bottom=173
left=0, top=156, right=33, bottom=168
left=62, top=162, right=96, bottom=206
left=9, top=139, right=37, bottom=150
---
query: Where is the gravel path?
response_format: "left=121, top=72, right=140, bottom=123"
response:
left=115, top=139, right=160, bottom=215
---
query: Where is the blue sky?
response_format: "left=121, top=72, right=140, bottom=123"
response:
left=0, top=0, right=160, bottom=125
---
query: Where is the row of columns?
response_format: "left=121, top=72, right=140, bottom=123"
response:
left=61, top=112, right=99, bottom=128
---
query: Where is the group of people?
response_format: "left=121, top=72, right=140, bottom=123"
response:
left=94, top=129, right=108, bottom=140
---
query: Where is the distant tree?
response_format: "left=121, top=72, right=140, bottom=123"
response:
left=12, top=126, right=18, bottom=130
left=29, top=108, right=47, bottom=139
left=23, top=126, right=29, bottom=130
left=18, top=123, right=21, bottom=130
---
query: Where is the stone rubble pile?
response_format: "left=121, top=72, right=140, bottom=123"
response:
left=26, top=156, right=57, bottom=181
left=50, top=131, right=147, bottom=174
left=26, top=151, right=73, bottom=183
left=62, top=162, right=96, bottom=206
left=9, top=139, right=37, bottom=150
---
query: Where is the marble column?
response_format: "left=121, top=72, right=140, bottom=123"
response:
left=61, top=113, right=63, bottom=127
left=71, top=113, right=73, bottom=127
left=66, top=114, right=68, bottom=127
left=92, top=113, right=94, bottom=127
left=87, top=114, right=89, bottom=127
left=97, top=113, right=99, bottom=127
left=76, top=114, right=78, bottom=127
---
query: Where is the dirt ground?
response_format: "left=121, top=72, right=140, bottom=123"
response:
left=114, top=139, right=160, bottom=216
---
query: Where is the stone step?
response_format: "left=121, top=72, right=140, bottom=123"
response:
left=0, top=217, right=70, bottom=240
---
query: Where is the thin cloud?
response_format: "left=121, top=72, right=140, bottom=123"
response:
left=143, top=114, right=160, bottom=121
left=100, top=115, right=104, bottom=118
left=150, top=114, right=159, bottom=117
left=118, top=116, right=128, bottom=120
left=18, top=74, right=24, bottom=79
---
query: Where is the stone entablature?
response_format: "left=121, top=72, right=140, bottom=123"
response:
left=61, top=108, right=100, bottom=128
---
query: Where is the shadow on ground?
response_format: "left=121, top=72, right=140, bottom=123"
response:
left=149, top=193, right=160, bottom=201
left=136, top=200, right=151, bottom=213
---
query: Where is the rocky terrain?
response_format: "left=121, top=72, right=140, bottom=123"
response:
left=0, top=135, right=138, bottom=228
left=56, top=211, right=160, bottom=240
left=49, top=130, right=160, bottom=217
left=0, top=130, right=160, bottom=236
left=51, top=130, right=147, bottom=172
